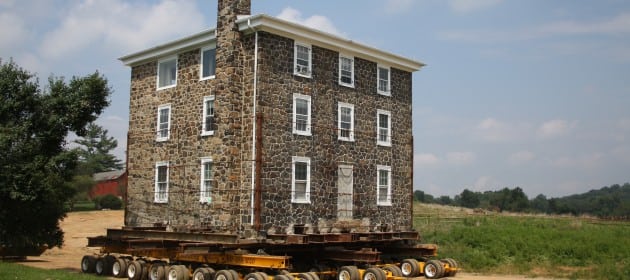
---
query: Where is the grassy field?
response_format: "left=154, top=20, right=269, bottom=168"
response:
left=414, top=203, right=630, bottom=279
left=0, top=261, right=103, bottom=280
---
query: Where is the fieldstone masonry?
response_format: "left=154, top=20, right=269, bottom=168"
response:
left=124, top=0, right=416, bottom=238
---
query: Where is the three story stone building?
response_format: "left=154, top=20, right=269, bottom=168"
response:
left=120, top=0, right=423, bottom=238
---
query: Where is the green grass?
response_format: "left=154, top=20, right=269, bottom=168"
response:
left=0, top=261, right=104, bottom=280
left=70, top=200, right=96, bottom=212
left=415, top=204, right=630, bottom=279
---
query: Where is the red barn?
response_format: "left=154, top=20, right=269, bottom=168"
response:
left=90, top=170, right=127, bottom=199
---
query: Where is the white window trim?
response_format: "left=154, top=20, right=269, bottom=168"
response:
left=292, top=93, right=312, bottom=136
left=156, top=104, right=171, bottom=142
left=291, top=156, right=311, bottom=204
left=201, top=95, right=215, bottom=136
left=338, top=54, right=354, bottom=88
left=376, top=165, right=392, bottom=206
left=338, top=102, right=355, bottom=142
left=200, top=44, right=217, bottom=81
left=200, top=157, right=213, bottom=203
left=294, top=42, right=312, bottom=78
left=154, top=161, right=169, bottom=203
left=377, top=65, right=391, bottom=96
left=377, top=109, right=392, bottom=147
left=157, top=55, right=177, bottom=90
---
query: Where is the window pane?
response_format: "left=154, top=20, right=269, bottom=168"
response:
left=204, top=99, right=214, bottom=132
left=340, top=57, right=353, bottom=84
left=378, top=67, right=390, bottom=92
left=295, top=98, right=308, bottom=132
left=294, top=182, right=306, bottom=200
left=159, top=59, right=176, bottom=87
left=379, top=114, right=389, bottom=128
left=295, top=162, right=307, bottom=180
left=202, top=48, right=216, bottom=78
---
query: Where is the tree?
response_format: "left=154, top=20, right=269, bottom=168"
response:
left=458, top=189, right=480, bottom=208
left=0, top=59, right=110, bottom=250
left=74, top=123, right=122, bottom=175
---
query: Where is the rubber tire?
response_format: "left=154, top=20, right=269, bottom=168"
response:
left=441, top=258, right=458, bottom=277
left=149, top=263, right=166, bottom=280
left=298, top=272, right=314, bottom=280
left=81, top=255, right=97, bottom=273
left=128, top=260, right=145, bottom=280
left=423, top=260, right=444, bottom=279
left=192, top=267, right=215, bottom=280
left=168, top=265, right=190, bottom=280
left=95, top=255, right=116, bottom=276
left=307, top=272, right=320, bottom=280
left=215, top=270, right=235, bottom=280
left=112, top=257, right=128, bottom=278
left=337, top=266, right=360, bottom=280
left=244, top=273, right=260, bottom=280
left=274, top=275, right=292, bottom=280
left=362, top=268, right=386, bottom=280
left=382, top=264, right=403, bottom=277
left=400, top=259, right=421, bottom=277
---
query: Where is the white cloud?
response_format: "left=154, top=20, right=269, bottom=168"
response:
left=548, top=153, right=604, bottom=169
left=384, top=0, right=414, bottom=15
left=473, top=117, right=530, bottom=142
left=446, top=152, right=475, bottom=165
left=509, top=151, right=535, bottom=164
left=415, top=153, right=440, bottom=166
left=472, top=176, right=500, bottom=191
left=0, top=12, right=29, bottom=50
left=536, top=119, right=574, bottom=139
left=448, top=0, right=502, bottom=14
left=277, top=7, right=343, bottom=36
left=39, top=0, right=206, bottom=59
left=440, top=12, right=630, bottom=43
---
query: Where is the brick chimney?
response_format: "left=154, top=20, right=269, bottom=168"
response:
left=216, top=0, right=251, bottom=74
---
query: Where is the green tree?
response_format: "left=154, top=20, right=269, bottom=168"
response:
left=0, top=59, right=110, bottom=250
left=74, top=123, right=122, bottom=175
left=458, top=189, right=480, bottom=208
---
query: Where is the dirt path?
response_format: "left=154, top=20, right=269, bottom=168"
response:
left=17, top=210, right=559, bottom=279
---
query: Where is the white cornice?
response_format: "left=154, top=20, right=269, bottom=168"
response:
left=119, top=29, right=217, bottom=66
left=236, top=14, right=425, bottom=72
left=119, top=14, right=425, bottom=72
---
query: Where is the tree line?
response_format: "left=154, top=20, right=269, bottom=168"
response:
left=414, top=183, right=630, bottom=219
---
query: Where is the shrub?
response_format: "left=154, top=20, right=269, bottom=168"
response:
left=93, top=194, right=123, bottom=210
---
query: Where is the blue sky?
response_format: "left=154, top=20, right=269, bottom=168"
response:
left=2, top=0, right=629, bottom=198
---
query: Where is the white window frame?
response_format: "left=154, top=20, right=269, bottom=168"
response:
left=156, top=104, right=171, bottom=142
left=154, top=161, right=169, bottom=203
left=338, top=102, right=355, bottom=141
left=377, top=65, right=391, bottom=96
left=200, top=44, right=217, bottom=80
left=376, top=165, right=392, bottom=206
left=377, top=109, right=392, bottom=146
left=200, top=157, right=213, bottom=203
left=291, top=156, right=311, bottom=204
left=294, top=42, right=312, bottom=78
left=293, top=93, right=311, bottom=136
left=157, top=56, right=177, bottom=90
left=201, top=96, right=215, bottom=136
left=338, top=54, right=354, bottom=88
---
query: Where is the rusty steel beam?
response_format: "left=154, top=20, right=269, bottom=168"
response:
left=106, top=228, right=239, bottom=244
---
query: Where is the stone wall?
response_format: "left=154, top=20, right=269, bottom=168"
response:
left=125, top=19, right=414, bottom=236
left=254, top=32, right=414, bottom=234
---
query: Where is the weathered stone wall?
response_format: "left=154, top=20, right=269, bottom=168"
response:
left=255, top=32, right=414, bottom=234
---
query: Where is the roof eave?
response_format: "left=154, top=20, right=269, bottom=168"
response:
left=119, top=28, right=217, bottom=67
left=236, top=14, right=425, bottom=72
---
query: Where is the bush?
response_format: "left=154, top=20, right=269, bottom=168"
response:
left=93, top=194, right=123, bottom=210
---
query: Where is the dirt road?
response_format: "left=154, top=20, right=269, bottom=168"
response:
left=17, top=210, right=558, bottom=279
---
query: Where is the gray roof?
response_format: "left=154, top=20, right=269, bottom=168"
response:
left=93, top=170, right=125, bottom=182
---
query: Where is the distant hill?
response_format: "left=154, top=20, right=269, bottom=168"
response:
left=550, top=183, right=630, bottom=218
left=415, top=182, right=630, bottom=219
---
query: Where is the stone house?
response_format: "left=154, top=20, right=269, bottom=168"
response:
left=120, top=0, right=423, bottom=238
